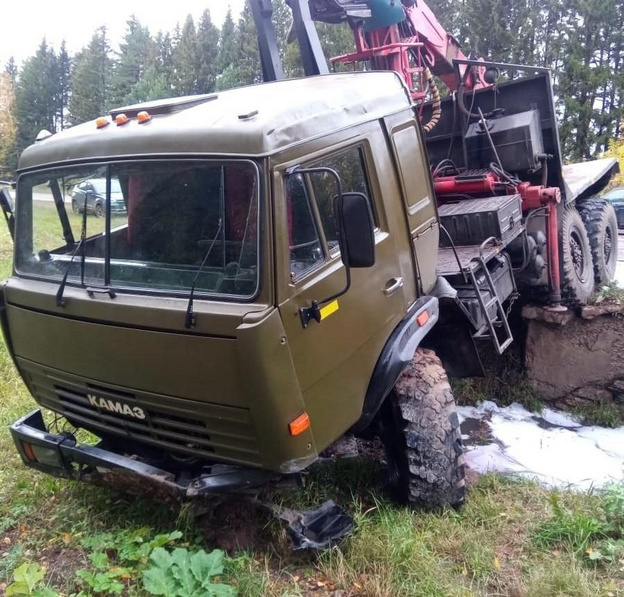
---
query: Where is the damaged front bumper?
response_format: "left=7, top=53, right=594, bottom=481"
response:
left=11, top=410, right=356, bottom=549
left=10, top=409, right=277, bottom=498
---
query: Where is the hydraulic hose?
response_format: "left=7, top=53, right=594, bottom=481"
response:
left=422, top=67, right=442, bottom=133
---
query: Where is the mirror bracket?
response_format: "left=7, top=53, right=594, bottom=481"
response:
left=299, top=300, right=321, bottom=328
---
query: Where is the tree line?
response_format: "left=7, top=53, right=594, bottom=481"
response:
left=0, top=1, right=353, bottom=177
left=428, top=0, right=624, bottom=161
left=1, top=0, right=623, bottom=177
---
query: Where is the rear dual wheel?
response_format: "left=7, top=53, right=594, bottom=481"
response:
left=560, top=207, right=594, bottom=306
left=577, top=198, right=618, bottom=285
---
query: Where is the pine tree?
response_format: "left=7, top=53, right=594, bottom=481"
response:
left=154, top=31, right=175, bottom=91
left=173, top=15, right=200, bottom=95
left=56, top=41, right=71, bottom=130
left=69, top=27, right=111, bottom=124
left=216, top=2, right=262, bottom=91
left=109, top=16, right=155, bottom=107
left=217, top=9, right=238, bottom=75
left=197, top=9, right=220, bottom=93
left=4, top=57, right=18, bottom=85
left=14, top=40, right=59, bottom=154
left=235, top=2, right=263, bottom=85
left=124, top=65, right=170, bottom=104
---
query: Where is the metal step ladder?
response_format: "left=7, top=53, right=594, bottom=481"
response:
left=469, top=250, right=515, bottom=355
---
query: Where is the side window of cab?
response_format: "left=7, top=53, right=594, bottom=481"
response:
left=309, top=147, right=374, bottom=254
left=285, top=173, right=325, bottom=281
left=285, top=145, right=375, bottom=281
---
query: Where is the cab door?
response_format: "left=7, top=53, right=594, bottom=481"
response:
left=384, top=111, right=440, bottom=294
left=275, top=136, right=408, bottom=450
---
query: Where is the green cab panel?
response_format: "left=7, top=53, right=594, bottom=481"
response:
left=5, top=287, right=316, bottom=472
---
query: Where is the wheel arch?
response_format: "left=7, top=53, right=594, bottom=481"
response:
left=350, top=295, right=439, bottom=434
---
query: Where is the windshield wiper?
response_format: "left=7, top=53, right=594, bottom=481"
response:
left=56, top=197, right=88, bottom=307
left=184, top=218, right=223, bottom=329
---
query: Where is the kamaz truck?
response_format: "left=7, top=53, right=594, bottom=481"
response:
left=1, top=0, right=619, bottom=509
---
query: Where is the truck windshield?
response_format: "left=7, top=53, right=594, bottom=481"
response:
left=15, top=160, right=260, bottom=299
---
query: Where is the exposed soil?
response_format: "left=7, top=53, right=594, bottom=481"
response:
left=194, top=496, right=274, bottom=553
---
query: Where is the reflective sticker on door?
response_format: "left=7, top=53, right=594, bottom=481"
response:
left=320, top=300, right=340, bottom=321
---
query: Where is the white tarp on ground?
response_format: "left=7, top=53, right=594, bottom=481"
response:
left=459, top=402, right=624, bottom=490
left=617, top=260, right=624, bottom=286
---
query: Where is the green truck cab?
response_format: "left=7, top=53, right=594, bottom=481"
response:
left=3, top=72, right=464, bottom=507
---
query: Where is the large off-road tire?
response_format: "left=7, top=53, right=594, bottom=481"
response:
left=379, top=348, right=465, bottom=509
left=559, top=207, right=594, bottom=306
left=577, top=197, right=618, bottom=285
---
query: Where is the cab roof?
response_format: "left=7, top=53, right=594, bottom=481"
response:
left=19, top=72, right=412, bottom=170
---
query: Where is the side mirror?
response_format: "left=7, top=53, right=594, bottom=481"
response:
left=0, top=187, right=15, bottom=241
left=338, top=192, right=375, bottom=268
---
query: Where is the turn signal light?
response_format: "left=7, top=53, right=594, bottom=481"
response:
left=22, top=442, right=38, bottom=462
left=115, top=113, right=130, bottom=126
left=289, top=412, right=310, bottom=436
left=96, top=117, right=110, bottom=129
left=137, top=111, right=152, bottom=124
left=416, top=311, right=429, bottom=327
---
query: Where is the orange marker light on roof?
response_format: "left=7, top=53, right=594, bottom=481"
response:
left=416, top=311, right=430, bottom=327
left=289, top=412, right=310, bottom=436
left=115, top=113, right=130, bottom=126
left=96, top=117, right=110, bottom=129
left=137, top=110, right=152, bottom=124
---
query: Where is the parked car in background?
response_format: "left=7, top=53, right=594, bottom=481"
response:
left=603, top=187, right=624, bottom=229
left=71, top=178, right=126, bottom=217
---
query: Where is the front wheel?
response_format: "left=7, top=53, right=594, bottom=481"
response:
left=94, top=203, right=104, bottom=218
left=379, top=348, right=465, bottom=509
left=577, top=198, right=619, bottom=285
left=72, top=200, right=80, bottom=214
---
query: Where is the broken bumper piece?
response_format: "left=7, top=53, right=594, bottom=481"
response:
left=10, top=409, right=276, bottom=497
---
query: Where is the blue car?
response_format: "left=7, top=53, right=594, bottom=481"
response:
left=71, top=178, right=126, bottom=218
left=603, top=187, right=624, bottom=229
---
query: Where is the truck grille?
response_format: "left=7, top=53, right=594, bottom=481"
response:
left=18, top=359, right=260, bottom=466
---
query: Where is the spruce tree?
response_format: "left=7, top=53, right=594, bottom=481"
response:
left=197, top=9, right=220, bottom=94
left=56, top=41, right=71, bottom=130
left=109, top=16, right=155, bottom=107
left=69, top=27, right=111, bottom=124
left=14, top=40, right=58, bottom=153
left=173, top=15, right=200, bottom=95
left=217, top=9, right=238, bottom=75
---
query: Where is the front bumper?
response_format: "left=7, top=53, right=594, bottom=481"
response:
left=10, top=410, right=276, bottom=498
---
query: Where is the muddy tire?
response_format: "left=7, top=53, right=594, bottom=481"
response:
left=577, top=198, right=618, bottom=285
left=379, top=348, right=465, bottom=509
left=94, top=202, right=104, bottom=218
left=560, top=207, right=594, bottom=306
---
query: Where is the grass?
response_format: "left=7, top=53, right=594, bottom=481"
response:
left=452, top=329, right=544, bottom=413
left=589, top=281, right=624, bottom=305
left=2, top=208, right=624, bottom=595
left=572, top=401, right=624, bottom=428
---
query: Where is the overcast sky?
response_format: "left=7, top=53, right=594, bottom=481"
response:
left=1, top=1, right=247, bottom=67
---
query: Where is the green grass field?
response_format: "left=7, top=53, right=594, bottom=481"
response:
left=2, top=209, right=624, bottom=596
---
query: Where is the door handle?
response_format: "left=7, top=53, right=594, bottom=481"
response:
left=383, top=277, right=404, bottom=296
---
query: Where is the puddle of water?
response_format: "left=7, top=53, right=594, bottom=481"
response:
left=459, top=402, right=624, bottom=490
